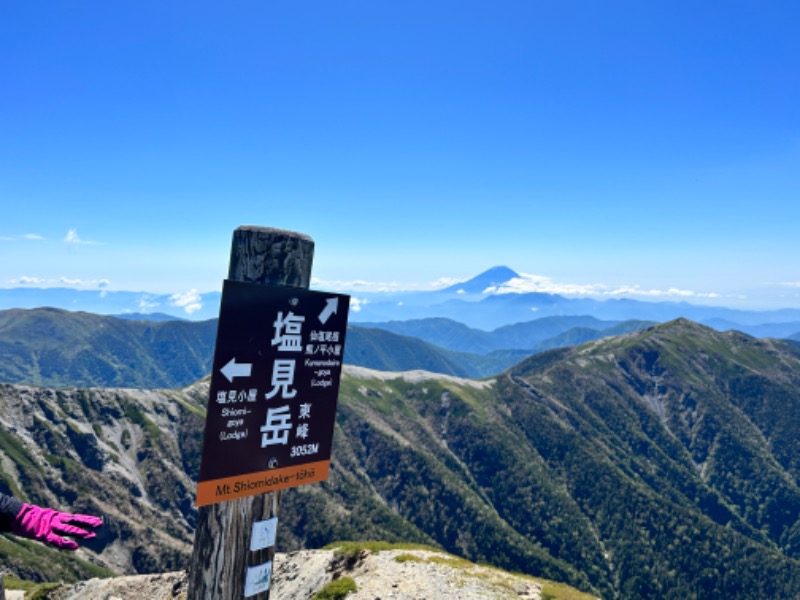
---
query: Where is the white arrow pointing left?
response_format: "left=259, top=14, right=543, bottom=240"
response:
left=221, top=357, right=252, bottom=382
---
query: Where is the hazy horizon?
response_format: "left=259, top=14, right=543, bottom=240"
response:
left=2, top=264, right=800, bottom=317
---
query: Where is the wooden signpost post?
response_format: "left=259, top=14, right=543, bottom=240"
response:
left=188, top=226, right=349, bottom=599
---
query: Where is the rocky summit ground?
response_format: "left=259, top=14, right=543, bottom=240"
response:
left=39, top=546, right=598, bottom=600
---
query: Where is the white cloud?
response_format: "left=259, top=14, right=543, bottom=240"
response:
left=779, top=281, right=800, bottom=289
left=606, top=286, right=720, bottom=299
left=14, top=276, right=46, bottom=285
left=170, top=289, right=203, bottom=314
left=484, top=272, right=720, bottom=301
left=313, top=271, right=723, bottom=303
left=1, top=234, right=45, bottom=241
left=349, top=297, right=367, bottom=312
left=59, top=277, right=111, bottom=287
left=485, top=273, right=607, bottom=296
left=312, top=276, right=458, bottom=293
left=138, top=295, right=161, bottom=311
left=7, top=276, right=111, bottom=288
left=64, top=229, right=102, bottom=246
left=430, top=277, right=462, bottom=289
left=313, top=278, right=410, bottom=292
left=8, top=275, right=111, bottom=288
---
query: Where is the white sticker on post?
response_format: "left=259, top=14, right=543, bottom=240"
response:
left=244, top=560, right=273, bottom=597
left=250, top=517, right=278, bottom=551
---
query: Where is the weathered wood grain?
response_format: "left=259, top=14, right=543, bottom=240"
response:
left=188, top=226, right=315, bottom=600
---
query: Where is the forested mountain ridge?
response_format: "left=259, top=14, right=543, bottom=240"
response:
left=0, top=308, right=645, bottom=387
left=355, top=316, right=655, bottom=354
left=0, top=308, right=485, bottom=386
left=1, top=319, right=800, bottom=598
left=0, top=308, right=218, bottom=388
left=498, top=319, right=800, bottom=597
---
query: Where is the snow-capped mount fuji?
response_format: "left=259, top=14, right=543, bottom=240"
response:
left=439, top=265, right=521, bottom=295
left=351, top=266, right=800, bottom=332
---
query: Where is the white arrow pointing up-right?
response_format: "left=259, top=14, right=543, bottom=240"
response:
left=318, top=297, right=339, bottom=325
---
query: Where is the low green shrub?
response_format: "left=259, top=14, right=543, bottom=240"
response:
left=312, top=576, right=357, bottom=600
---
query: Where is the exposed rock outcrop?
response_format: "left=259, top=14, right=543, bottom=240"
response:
left=48, top=547, right=597, bottom=599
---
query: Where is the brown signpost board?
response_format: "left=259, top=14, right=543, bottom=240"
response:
left=196, top=279, right=350, bottom=507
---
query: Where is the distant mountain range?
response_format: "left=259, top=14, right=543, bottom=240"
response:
left=4, top=266, right=800, bottom=334
left=0, top=287, right=223, bottom=321
left=3, top=320, right=800, bottom=598
left=3, top=304, right=800, bottom=389
left=350, top=266, right=800, bottom=331
left=0, top=309, right=660, bottom=387
left=0, top=308, right=509, bottom=386
left=355, top=316, right=656, bottom=354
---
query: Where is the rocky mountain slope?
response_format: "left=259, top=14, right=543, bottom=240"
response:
left=41, top=545, right=598, bottom=599
left=0, top=380, right=206, bottom=580
left=2, top=319, right=800, bottom=598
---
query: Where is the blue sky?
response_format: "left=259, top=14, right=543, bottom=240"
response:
left=2, top=1, right=799, bottom=309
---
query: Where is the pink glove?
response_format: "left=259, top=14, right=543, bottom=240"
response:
left=12, top=503, right=103, bottom=550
